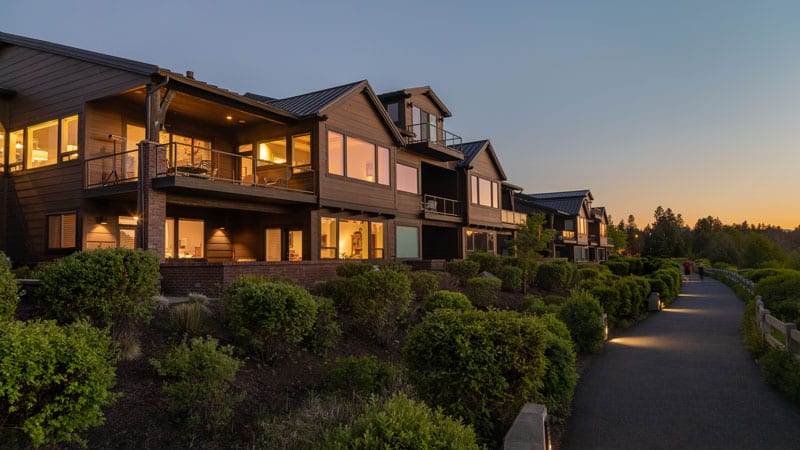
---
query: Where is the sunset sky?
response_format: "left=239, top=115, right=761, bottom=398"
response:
left=4, top=1, right=800, bottom=229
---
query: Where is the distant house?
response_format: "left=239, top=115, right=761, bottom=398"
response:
left=516, top=190, right=613, bottom=262
left=0, top=32, right=526, bottom=290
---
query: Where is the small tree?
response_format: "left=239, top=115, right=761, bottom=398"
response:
left=508, top=213, right=554, bottom=292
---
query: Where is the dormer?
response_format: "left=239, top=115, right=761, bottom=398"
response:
left=379, top=86, right=463, bottom=161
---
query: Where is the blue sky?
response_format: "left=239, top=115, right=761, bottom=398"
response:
left=4, top=0, right=800, bottom=228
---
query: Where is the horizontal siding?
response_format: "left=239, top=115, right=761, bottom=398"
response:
left=325, top=91, right=394, bottom=146
left=470, top=150, right=502, bottom=181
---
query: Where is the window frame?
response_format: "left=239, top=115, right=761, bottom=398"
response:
left=396, top=163, right=419, bottom=194
left=47, top=211, right=77, bottom=250
left=319, top=216, right=385, bottom=260
left=327, top=128, right=392, bottom=186
left=395, top=225, right=420, bottom=259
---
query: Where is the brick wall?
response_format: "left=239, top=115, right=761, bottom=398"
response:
left=159, top=260, right=345, bottom=296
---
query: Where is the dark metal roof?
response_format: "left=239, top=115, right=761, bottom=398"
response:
left=264, top=81, right=364, bottom=116
left=528, top=190, right=592, bottom=201
left=377, top=86, right=452, bottom=117
left=454, top=140, right=487, bottom=167
left=518, top=190, right=593, bottom=216
left=0, top=31, right=158, bottom=76
left=243, top=92, right=276, bottom=102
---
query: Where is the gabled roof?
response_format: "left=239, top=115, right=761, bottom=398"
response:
left=591, top=206, right=608, bottom=223
left=453, top=140, right=507, bottom=180
left=248, top=80, right=405, bottom=145
left=519, top=190, right=593, bottom=216
left=0, top=31, right=158, bottom=76
left=378, top=86, right=452, bottom=117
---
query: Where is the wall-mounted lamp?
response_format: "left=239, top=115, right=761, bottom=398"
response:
left=96, top=216, right=108, bottom=225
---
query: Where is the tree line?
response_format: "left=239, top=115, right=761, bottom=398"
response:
left=607, top=206, right=800, bottom=269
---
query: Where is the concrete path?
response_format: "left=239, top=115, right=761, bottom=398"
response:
left=560, top=275, right=800, bottom=450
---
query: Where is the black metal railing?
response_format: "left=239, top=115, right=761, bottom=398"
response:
left=85, top=149, right=140, bottom=188
left=407, top=122, right=462, bottom=148
left=422, top=194, right=460, bottom=216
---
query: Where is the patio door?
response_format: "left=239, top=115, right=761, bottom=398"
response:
left=265, top=228, right=303, bottom=262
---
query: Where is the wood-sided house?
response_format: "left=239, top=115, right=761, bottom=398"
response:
left=515, top=189, right=612, bottom=262
left=0, top=32, right=525, bottom=289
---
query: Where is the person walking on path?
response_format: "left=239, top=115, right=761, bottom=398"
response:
left=698, top=264, right=705, bottom=281
left=683, top=260, right=692, bottom=277
left=560, top=275, right=800, bottom=449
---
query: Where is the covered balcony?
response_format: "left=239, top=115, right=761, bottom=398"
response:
left=420, top=163, right=461, bottom=222
left=407, top=122, right=464, bottom=161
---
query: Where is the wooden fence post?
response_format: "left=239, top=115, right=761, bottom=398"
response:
left=785, top=323, right=798, bottom=354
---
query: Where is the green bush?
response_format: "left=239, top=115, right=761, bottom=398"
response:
left=468, top=251, right=502, bottom=275
left=759, top=348, right=800, bottom=405
left=305, top=296, right=341, bottom=356
left=168, top=295, right=211, bottom=338
left=755, top=273, right=800, bottom=323
left=590, top=285, right=622, bottom=324
left=742, top=298, right=768, bottom=358
left=649, top=266, right=681, bottom=304
left=426, top=290, right=474, bottom=311
left=625, top=257, right=645, bottom=275
left=602, top=260, right=630, bottom=276
left=324, top=355, right=392, bottom=396
left=536, top=261, right=571, bottom=291
left=335, top=393, right=480, bottom=450
left=0, top=252, right=19, bottom=321
left=619, top=276, right=651, bottom=319
left=324, top=270, right=413, bottom=345
left=537, top=314, right=578, bottom=420
left=500, top=265, right=524, bottom=292
left=151, top=336, right=243, bottom=429
left=558, top=290, right=605, bottom=354
left=464, top=277, right=502, bottom=308
left=0, top=320, right=117, bottom=448
left=222, top=276, right=318, bottom=361
left=446, top=260, right=480, bottom=286
left=407, top=270, right=441, bottom=302
left=522, top=296, right=561, bottom=316
left=404, top=309, right=548, bottom=443
left=336, top=262, right=374, bottom=278
left=36, top=248, right=159, bottom=340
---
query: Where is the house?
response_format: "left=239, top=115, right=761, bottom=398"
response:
left=0, top=32, right=522, bottom=291
left=515, top=189, right=613, bottom=262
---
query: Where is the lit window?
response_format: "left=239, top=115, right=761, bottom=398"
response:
left=377, top=146, right=389, bottom=185
left=339, top=219, right=367, bottom=259
left=266, top=228, right=282, bottom=262
left=165, top=218, right=204, bottom=259
left=27, top=120, right=58, bottom=168
left=396, top=164, right=418, bottom=194
left=346, top=136, right=375, bottom=182
left=471, top=176, right=478, bottom=204
left=479, top=178, right=492, bottom=206
left=119, top=228, right=136, bottom=249
left=0, top=128, right=4, bottom=172
left=320, top=217, right=337, bottom=259
left=491, top=182, right=499, bottom=208
left=396, top=225, right=419, bottom=258
left=327, top=131, right=344, bottom=176
left=60, top=115, right=79, bottom=161
left=258, top=138, right=287, bottom=164
left=288, top=230, right=302, bottom=261
left=465, top=229, right=496, bottom=254
left=370, top=222, right=384, bottom=259
left=9, top=130, right=23, bottom=171
left=292, top=134, right=311, bottom=169
left=48, top=212, right=76, bottom=249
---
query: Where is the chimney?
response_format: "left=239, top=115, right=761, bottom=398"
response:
left=185, top=70, right=195, bottom=79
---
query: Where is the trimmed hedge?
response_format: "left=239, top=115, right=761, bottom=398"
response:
left=464, top=277, right=501, bottom=308
left=558, top=290, right=605, bottom=354
left=324, top=355, right=392, bottom=396
left=537, top=314, right=578, bottom=420
left=468, top=251, right=502, bottom=275
left=602, top=260, right=630, bottom=276
left=426, top=290, right=474, bottom=311
left=500, top=265, right=524, bottom=292
left=0, top=320, right=117, bottom=448
left=404, top=309, right=548, bottom=443
left=446, top=260, right=480, bottom=286
left=36, top=248, right=160, bottom=339
left=536, top=261, right=573, bottom=291
left=335, top=393, right=480, bottom=449
left=407, top=270, right=441, bottom=302
left=755, top=273, right=800, bottom=324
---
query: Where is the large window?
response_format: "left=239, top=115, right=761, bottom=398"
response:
left=465, top=229, right=496, bottom=254
left=320, top=217, right=385, bottom=260
left=396, top=164, right=418, bottom=194
left=578, top=217, right=588, bottom=236
left=396, top=225, right=419, bottom=258
left=9, top=130, right=23, bottom=171
left=165, top=218, right=204, bottom=259
left=48, top=212, right=77, bottom=249
left=28, top=120, right=58, bottom=168
left=258, top=138, right=287, bottom=164
left=292, top=134, right=311, bottom=168
left=387, top=102, right=400, bottom=123
left=327, top=131, right=391, bottom=184
left=13, top=116, right=80, bottom=170
left=60, top=116, right=79, bottom=161
left=265, top=228, right=282, bottom=262
left=411, top=106, right=438, bottom=141
left=470, top=175, right=499, bottom=208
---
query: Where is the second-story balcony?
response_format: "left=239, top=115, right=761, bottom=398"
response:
left=555, top=230, right=577, bottom=243
left=422, top=194, right=461, bottom=223
left=85, top=143, right=316, bottom=204
left=502, top=210, right=527, bottom=225
left=407, top=122, right=464, bottom=161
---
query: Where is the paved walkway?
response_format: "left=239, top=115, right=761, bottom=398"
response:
left=560, top=275, right=800, bottom=450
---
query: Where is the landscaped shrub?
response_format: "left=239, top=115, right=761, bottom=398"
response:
left=590, top=285, right=622, bottom=324
left=0, top=320, right=116, bottom=448
left=536, top=314, right=578, bottom=420
left=522, top=295, right=560, bottom=316
left=755, top=273, right=800, bottom=323
left=425, top=290, right=474, bottom=311
left=649, top=266, right=682, bottom=304
left=336, top=262, right=374, bottom=278
left=151, top=336, right=243, bottom=429
left=464, top=277, right=501, bottom=308
left=468, top=251, right=502, bottom=275
left=35, top=248, right=159, bottom=340
left=334, top=393, right=480, bottom=450
left=619, top=276, right=651, bottom=319
left=404, top=309, right=548, bottom=443
left=407, top=270, right=441, bottom=302
left=305, top=296, right=341, bottom=356
left=742, top=298, right=768, bottom=358
left=500, top=265, right=524, bottom=292
left=759, top=347, right=800, bottom=405
left=222, top=276, right=318, bottom=361
left=0, top=252, right=19, bottom=321
left=323, top=269, right=413, bottom=345
left=602, top=259, right=630, bottom=276
left=625, top=257, right=645, bottom=275
left=324, top=355, right=392, bottom=396
left=536, top=261, right=572, bottom=291
left=446, top=260, right=480, bottom=286
left=558, top=290, right=605, bottom=354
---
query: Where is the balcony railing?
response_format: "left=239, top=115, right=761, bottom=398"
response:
left=422, top=194, right=460, bottom=216
left=407, top=122, right=462, bottom=148
left=86, top=143, right=315, bottom=194
left=502, top=210, right=527, bottom=225
left=85, top=149, right=140, bottom=188
left=556, top=230, right=577, bottom=242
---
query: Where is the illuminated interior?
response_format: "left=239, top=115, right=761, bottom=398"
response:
left=165, top=218, right=204, bottom=259
left=258, top=138, right=287, bottom=164
left=27, top=119, right=58, bottom=168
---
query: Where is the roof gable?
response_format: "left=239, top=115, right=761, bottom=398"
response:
left=378, top=86, right=452, bottom=117
left=455, top=140, right=508, bottom=180
left=521, top=190, right=593, bottom=216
